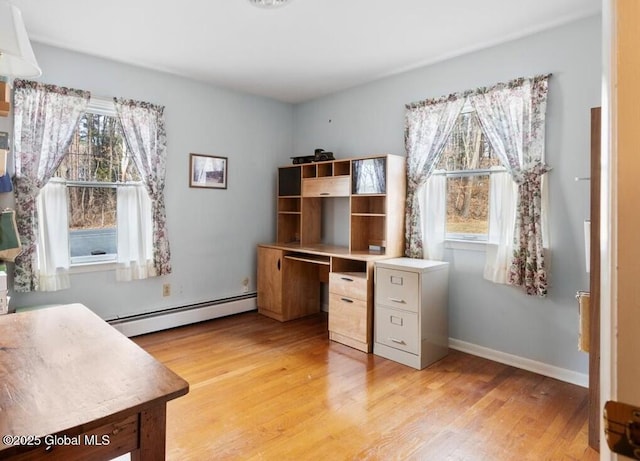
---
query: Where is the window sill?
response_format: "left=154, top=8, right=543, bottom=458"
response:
left=444, top=239, right=487, bottom=252
left=69, top=261, right=117, bottom=274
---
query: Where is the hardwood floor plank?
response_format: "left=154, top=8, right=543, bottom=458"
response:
left=133, top=312, right=598, bottom=461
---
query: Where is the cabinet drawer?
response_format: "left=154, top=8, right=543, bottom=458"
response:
left=375, top=305, right=418, bottom=354
left=329, top=272, right=367, bottom=300
left=328, top=293, right=367, bottom=343
left=302, top=176, right=350, bottom=197
left=376, top=267, right=419, bottom=312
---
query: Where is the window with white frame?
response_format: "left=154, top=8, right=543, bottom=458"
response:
left=434, top=106, right=506, bottom=242
left=53, top=98, right=141, bottom=265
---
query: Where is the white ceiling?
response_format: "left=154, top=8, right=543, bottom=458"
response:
left=13, top=0, right=601, bottom=103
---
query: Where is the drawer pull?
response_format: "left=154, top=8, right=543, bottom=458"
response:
left=389, top=338, right=406, bottom=345
left=388, top=297, right=406, bottom=304
left=341, top=297, right=354, bottom=303
left=320, top=192, right=330, bottom=196
left=341, top=277, right=354, bottom=282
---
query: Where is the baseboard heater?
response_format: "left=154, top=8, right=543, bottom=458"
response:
left=109, top=292, right=257, bottom=337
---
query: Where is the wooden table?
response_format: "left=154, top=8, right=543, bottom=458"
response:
left=0, top=304, right=189, bottom=460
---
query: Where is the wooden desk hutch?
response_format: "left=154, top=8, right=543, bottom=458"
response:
left=257, top=154, right=406, bottom=352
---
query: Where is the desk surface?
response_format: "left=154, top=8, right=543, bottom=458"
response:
left=259, top=242, right=394, bottom=262
left=0, top=303, right=189, bottom=458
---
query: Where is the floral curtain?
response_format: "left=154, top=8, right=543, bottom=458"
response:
left=404, top=95, right=465, bottom=258
left=12, top=79, right=90, bottom=292
left=114, top=98, right=171, bottom=276
left=469, top=75, right=550, bottom=296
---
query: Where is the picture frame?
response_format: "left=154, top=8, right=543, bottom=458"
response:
left=189, top=153, right=228, bottom=189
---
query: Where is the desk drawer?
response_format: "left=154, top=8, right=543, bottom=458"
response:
left=302, top=177, right=350, bottom=197
left=328, top=293, right=367, bottom=343
left=375, top=305, right=419, bottom=354
left=329, top=272, right=367, bottom=300
left=9, top=414, right=139, bottom=461
left=376, top=267, right=419, bottom=312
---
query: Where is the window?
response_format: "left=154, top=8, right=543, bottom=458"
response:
left=54, top=98, right=141, bottom=265
left=435, top=107, right=505, bottom=241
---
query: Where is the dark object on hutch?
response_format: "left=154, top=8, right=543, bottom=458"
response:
left=290, top=148, right=335, bottom=164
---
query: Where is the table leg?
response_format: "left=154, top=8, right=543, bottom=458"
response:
left=131, top=403, right=167, bottom=460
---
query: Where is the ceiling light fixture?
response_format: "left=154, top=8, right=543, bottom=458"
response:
left=248, top=0, right=293, bottom=9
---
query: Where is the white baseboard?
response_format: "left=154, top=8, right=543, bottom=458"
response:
left=448, top=338, right=588, bottom=388
left=110, top=295, right=257, bottom=337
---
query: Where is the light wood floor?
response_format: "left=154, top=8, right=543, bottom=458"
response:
left=133, top=312, right=599, bottom=461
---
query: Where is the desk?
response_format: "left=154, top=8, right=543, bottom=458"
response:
left=0, top=304, right=189, bottom=460
left=257, top=243, right=396, bottom=352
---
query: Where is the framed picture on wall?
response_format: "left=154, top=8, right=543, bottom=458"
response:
left=189, top=153, right=228, bottom=189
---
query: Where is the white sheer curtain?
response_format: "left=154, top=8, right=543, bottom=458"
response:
left=116, top=183, right=155, bottom=281
left=418, top=171, right=446, bottom=261
left=484, top=168, right=518, bottom=283
left=36, top=179, right=70, bottom=291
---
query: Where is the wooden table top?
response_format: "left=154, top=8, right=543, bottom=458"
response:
left=0, top=304, right=189, bottom=451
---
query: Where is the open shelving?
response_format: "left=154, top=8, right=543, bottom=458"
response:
left=275, top=154, right=405, bottom=256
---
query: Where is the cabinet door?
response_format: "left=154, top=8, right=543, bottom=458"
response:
left=352, top=157, right=386, bottom=194
left=257, top=247, right=283, bottom=317
left=302, top=177, right=350, bottom=197
left=278, top=166, right=301, bottom=196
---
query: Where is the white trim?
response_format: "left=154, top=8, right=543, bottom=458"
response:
left=444, top=239, right=487, bottom=252
left=601, top=1, right=615, bottom=458
left=110, top=296, right=257, bottom=337
left=448, top=338, right=588, bottom=388
left=69, top=261, right=117, bottom=274
left=86, top=96, right=116, bottom=116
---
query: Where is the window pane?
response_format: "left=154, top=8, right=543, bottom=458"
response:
left=57, top=112, right=140, bottom=182
left=436, top=109, right=502, bottom=240
left=68, top=186, right=117, bottom=260
left=437, top=111, right=501, bottom=171
left=446, top=175, right=489, bottom=237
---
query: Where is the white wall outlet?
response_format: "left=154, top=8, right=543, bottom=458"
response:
left=242, top=277, right=249, bottom=293
left=162, top=283, right=171, bottom=297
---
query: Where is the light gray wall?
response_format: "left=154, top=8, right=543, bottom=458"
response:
left=2, top=16, right=599, bottom=375
left=6, top=43, right=293, bottom=320
left=292, top=16, right=601, bottom=374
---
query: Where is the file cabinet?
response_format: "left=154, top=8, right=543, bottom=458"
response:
left=374, top=258, right=449, bottom=369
